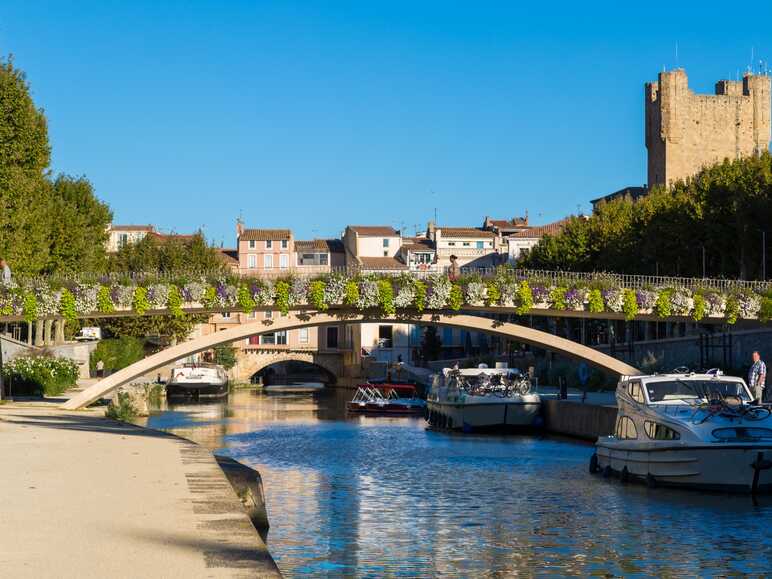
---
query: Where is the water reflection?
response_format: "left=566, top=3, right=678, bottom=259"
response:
left=144, top=388, right=772, bottom=578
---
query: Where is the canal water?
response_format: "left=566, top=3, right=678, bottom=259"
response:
left=144, top=387, right=772, bottom=578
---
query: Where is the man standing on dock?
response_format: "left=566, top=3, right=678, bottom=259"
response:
left=748, top=351, right=767, bottom=403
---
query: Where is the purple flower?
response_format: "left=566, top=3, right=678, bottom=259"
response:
left=532, top=285, right=549, bottom=303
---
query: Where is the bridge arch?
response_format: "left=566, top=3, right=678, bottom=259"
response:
left=62, top=312, right=640, bottom=410
left=237, top=352, right=339, bottom=384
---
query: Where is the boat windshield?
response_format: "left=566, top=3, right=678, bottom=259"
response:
left=646, top=380, right=750, bottom=403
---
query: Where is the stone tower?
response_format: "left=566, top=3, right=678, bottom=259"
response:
left=645, top=68, right=771, bottom=187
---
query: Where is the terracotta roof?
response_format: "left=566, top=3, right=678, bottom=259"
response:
left=240, top=228, right=292, bottom=241
left=294, top=239, right=344, bottom=253
left=401, top=237, right=435, bottom=252
left=109, top=224, right=154, bottom=232
left=357, top=256, right=408, bottom=270
left=348, top=225, right=399, bottom=236
left=487, top=217, right=529, bottom=229
left=509, top=218, right=570, bottom=238
left=215, top=248, right=239, bottom=265
left=438, top=227, right=495, bottom=238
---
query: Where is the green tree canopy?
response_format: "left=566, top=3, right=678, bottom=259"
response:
left=107, top=231, right=227, bottom=275
left=0, top=57, right=112, bottom=275
left=523, top=152, right=772, bottom=279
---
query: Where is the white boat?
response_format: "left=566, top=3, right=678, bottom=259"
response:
left=426, top=364, right=541, bottom=431
left=166, top=362, right=229, bottom=399
left=592, top=370, right=772, bottom=493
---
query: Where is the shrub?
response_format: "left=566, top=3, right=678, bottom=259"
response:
left=90, top=337, right=145, bottom=374
left=105, top=391, right=138, bottom=422
left=515, top=281, right=534, bottom=315
left=587, top=288, right=604, bottom=313
left=3, top=355, right=79, bottom=397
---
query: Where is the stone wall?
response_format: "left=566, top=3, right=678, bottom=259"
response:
left=646, top=68, right=771, bottom=187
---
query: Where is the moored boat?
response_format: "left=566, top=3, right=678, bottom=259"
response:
left=426, top=364, right=541, bottom=431
left=592, top=370, right=772, bottom=493
left=166, top=362, right=229, bottom=400
left=347, top=383, right=426, bottom=416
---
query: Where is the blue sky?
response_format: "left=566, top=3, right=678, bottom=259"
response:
left=2, top=1, right=771, bottom=246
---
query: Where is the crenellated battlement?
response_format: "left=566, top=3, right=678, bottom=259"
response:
left=645, top=68, right=771, bottom=187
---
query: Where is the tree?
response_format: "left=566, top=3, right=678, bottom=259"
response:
left=108, top=232, right=226, bottom=274
left=522, top=152, right=772, bottom=280
left=212, top=344, right=237, bottom=370
left=0, top=57, right=53, bottom=274
left=46, top=175, right=112, bottom=274
left=96, top=314, right=209, bottom=345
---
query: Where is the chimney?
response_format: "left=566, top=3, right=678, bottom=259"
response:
left=236, top=218, right=244, bottom=238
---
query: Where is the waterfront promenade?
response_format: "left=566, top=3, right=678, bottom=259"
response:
left=0, top=403, right=280, bottom=578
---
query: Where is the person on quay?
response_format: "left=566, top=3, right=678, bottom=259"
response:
left=0, top=258, right=11, bottom=284
left=748, top=350, right=767, bottom=403
left=448, top=254, right=460, bottom=282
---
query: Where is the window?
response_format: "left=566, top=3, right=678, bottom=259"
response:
left=298, top=252, right=330, bottom=266
left=276, top=331, right=287, bottom=345
left=264, top=254, right=273, bottom=269
left=249, top=240, right=256, bottom=249
left=448, top=242, right=456, bottom=246
left=413, top=252, right=432, bottom=264
left=383, top=238, right=390, bottom=248
left=248, top=254, right=257, bottom=268
left=279, top=254, right=289, bottom=269
left=645, top=380, right=750, bottom=403
left=221, top=312, right=230, bottom=319
left=627, top=380, right=646, bottom=404
left=615, top=416, right=638, bottom=440
left=299, top=328, right=309, bottom=343
left=383, top=250, right=389, bottom=257
left=378, top=325, right=393, bottom=348
left=442, top=327, right=453, bottom=345
left=119, top=233, right=128, bottom=248
left=462, top=242, right=470, bottom=247
left=248, top=335, right=259, bottom=345
left=326, top=326, right=339, bottom=349
left=265, top=310, right=273, bottom=320
left=281, top=239, right=288, bottom=249
left=266, top=240, right=273, bottom=249
left=260, top=331, right=287, bottom=346
left=644, top=421, right=680, bottom=440
left=248, top=311, right=256, bottom=319
left=476, top=241, right=484, bottom=249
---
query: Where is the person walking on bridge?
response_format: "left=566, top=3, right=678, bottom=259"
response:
left=0, top=258, right=11, bottom=284
left=748, top=350, right=766, bottom=403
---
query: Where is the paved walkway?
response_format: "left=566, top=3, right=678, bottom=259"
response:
left=0, top=405, right=280, bottom=578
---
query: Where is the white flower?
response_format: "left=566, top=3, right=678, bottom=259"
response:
left=426, top=275, right=450, bottom=309
left=464, top=281, right=486, bottom=306
left=356, top=279, right=379, bottom=309
left=290, top=278, right=308, bottom=305
left=394, top=282, right=416, bottom=308
left=602, top=288, right=624, bottom=313
left=324, top=275, right=347, bottom=305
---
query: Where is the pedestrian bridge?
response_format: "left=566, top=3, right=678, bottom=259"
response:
left=61, top=311, right=640, bottom=410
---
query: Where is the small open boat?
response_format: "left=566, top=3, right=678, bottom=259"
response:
left=347, top=383, right=426, bottom=416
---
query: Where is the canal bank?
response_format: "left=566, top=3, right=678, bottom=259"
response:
left=0, top=405, right=280, bottom=578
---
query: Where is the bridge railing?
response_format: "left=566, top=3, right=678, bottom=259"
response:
left=17, top=266, right=772, bottom=292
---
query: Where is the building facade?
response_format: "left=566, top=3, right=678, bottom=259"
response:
left=646, top=69, right=771, bottom=187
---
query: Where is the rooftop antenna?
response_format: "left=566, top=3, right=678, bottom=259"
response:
left=751, top=47, right=755, bottom=74
left=675, top=42, right=679, bottom=68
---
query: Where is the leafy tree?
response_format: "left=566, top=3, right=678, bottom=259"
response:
left=523, top=152, right=772, bottom=280
left=212, top=344, right=237, bottom=370
left=108, top=231, right=226, bottom=274
left=0, top=58, right=52, bottom=274
left=46, top=175, right=112, bottom=273
left=95, top=314, right=209, bottom=345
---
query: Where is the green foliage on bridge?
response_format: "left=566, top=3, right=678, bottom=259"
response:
left=523, top=152, right=772, bottom=280
left=1, top=267, right=769, bottom=325
left=2, top=354, right=79, bottom=397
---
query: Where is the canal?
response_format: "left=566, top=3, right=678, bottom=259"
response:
left=143, top=387, right=772, bottom=577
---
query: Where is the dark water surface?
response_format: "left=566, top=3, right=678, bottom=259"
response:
left=144, top=387, right=772, bottom=578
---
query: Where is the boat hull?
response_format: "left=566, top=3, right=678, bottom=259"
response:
left=427, top=400, right=541, bottom=430
left=595, top=440, right=772, bottom=493
left=166, top=382, right=229, bottom=399
left=347, top=401, right=425, bottom=416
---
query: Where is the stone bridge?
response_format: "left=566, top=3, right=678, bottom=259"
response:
left=232, top=348, right=343, bottom=383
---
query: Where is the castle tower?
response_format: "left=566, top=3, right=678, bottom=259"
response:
left=645, top=68, right=771, bottom=187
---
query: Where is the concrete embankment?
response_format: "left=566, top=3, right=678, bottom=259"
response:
left=542, top=399, right=617, bottom=440
left=0, top=406, right=281, bottom=578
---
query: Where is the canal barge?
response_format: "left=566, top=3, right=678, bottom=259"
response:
left=592, top=370, right=772, bottom=493
left=166, top=362, right=229, bottom=400
left=426, top=365, right=541, bottom=431
left=347, top=383, right=426, bottom=416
